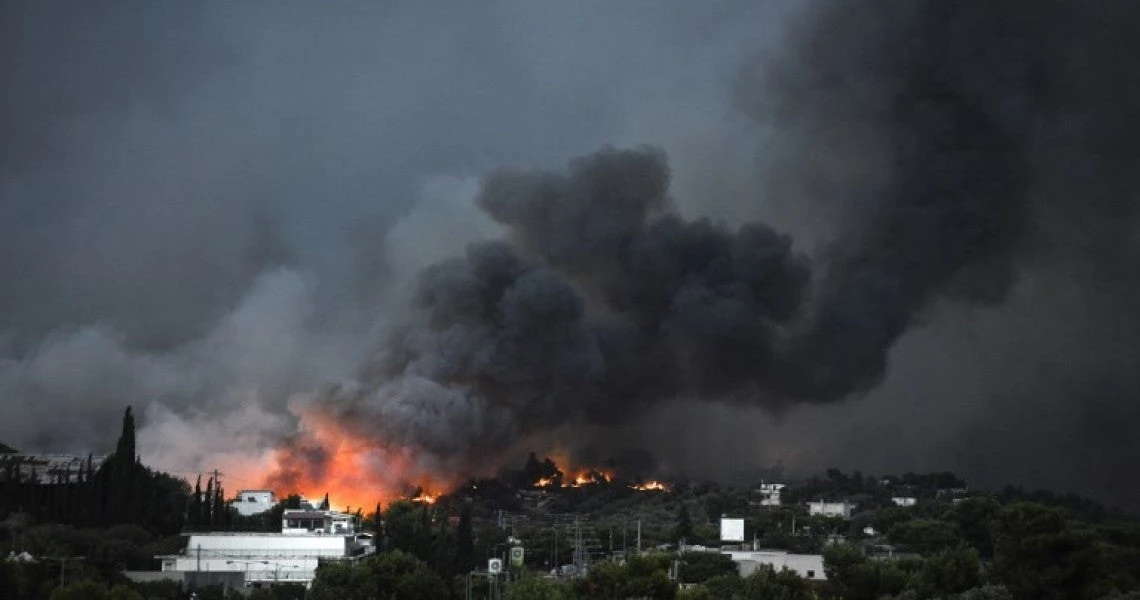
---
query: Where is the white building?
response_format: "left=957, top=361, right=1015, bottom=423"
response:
left=722, top=550, right=826, bottom=581
left=233, top=490, right=277, bottom=516
left=159, top=505, right=372, bottom=587
left=891, top=496, right=917, bottom=507
left=281, top=508, right=357, bottom=535
left=754, top=482, right=786, bottom=506
left=806, top=501, right=855, bottom=518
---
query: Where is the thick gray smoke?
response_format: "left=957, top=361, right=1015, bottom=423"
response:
left=320, top=1, right=1140, bottom=509
left=318, top=147, right=808, bottom=469
left=728, top=0, right=1140, bottom=506
left=5, top=1, right=1140, bottom=508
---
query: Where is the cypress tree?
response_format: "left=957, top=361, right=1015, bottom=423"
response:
left=191, top=475, right=202, bottom=530
left=205, top=477, right=215, bottom=527
left=115, top=406, right=136, bottom=462
left=213, top=484, right=225, bottom=528
left=454, top=502, right=474, bottom=575
left=675, top=504, right=694, bottom=544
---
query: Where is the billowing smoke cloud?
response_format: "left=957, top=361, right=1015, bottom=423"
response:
left=6, top=1, right=1140, bottom=509
left=729, top=0, right=1140, bottom=506
left=310, top=147, right=812, bottom=476
left=304, top=1, right=1140, bottom=508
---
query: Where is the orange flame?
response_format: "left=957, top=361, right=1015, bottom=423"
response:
left=632, top=480, right=668, bottom=491
left=569, top=469, right=613, bottom=487
left=410, top=492, right=439, bottom=504
left=261, top=405, right=451, bottom=512
left=535, top=477, right=556, bottom=488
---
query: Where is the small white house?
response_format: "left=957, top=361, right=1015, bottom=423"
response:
left=722, top=550, right=826, bottom=581
left=891, top=496, right=917, bottom=507
left=233, top=490, right=278, bottom=516
left=281, top=509, right=357, bottom=535
left=755, top=482, right=786, bottom=506
left=807, top=501, right=855, bottom=518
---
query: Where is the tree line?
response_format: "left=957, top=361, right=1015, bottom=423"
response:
left=0, top=407, right=188, bottom=537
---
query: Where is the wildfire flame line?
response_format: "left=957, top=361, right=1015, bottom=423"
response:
left=631, top=480, right=668, bottom=491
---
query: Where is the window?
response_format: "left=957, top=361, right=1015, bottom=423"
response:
left=807, top=570, right=815, bottom=578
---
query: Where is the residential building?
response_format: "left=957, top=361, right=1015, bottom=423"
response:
left=806, top=501, right=855, bottom=518
left=754, top=482, right=786, bottom=506
left=158, top=502, right=372, bottom=587
left=722, top=550, right=826, bottom=581
left=891, top=496, right=917, bottom=507
left=232, top=490, right=277, bottom=516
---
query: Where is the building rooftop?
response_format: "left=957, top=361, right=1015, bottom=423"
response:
left=282, top=510, right=333, bottom=519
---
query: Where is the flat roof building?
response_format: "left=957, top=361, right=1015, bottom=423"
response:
left=232, top=490, right=277, bottom=516
left=159, top=503, right=372, bottom=588
left=722, top=549, right=826, bottom=581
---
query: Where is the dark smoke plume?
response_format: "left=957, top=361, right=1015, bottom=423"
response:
left=321, top=1, right=1140, bottom=493
left=317, top=146, right=811, bottom=470
left=731, top=0, right=1140, bottom=506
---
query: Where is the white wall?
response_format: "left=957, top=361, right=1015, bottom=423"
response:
left=185, top=533, right=349, bottom=558
left=166, top=556, right=317, bottom=584
left=806, top=502, right=853, bottom=518
left=723, top=550, right=826, bottom=581
left=169, top=533, right=355, bottom=586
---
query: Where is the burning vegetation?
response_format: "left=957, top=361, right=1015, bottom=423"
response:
left=632, top=480, right=668, bottom=492
left=260, top=406, right=452, bottom=511
left=259, top=446, right=670, bottom=511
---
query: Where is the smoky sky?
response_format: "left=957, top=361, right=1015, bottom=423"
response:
left=3, top=1, right=1140, bottom=509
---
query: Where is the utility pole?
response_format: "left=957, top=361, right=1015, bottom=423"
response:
left=636, top=520, right=641, bottom=553
left=572, top=516, right=586, bottom=574
left=53, top=556, right=84, bottom=589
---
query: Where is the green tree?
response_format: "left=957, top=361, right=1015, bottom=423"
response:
left=992, top=502, right=1108, bottom=600
left=49, top=580, right=112, bottom=600
left=382, top=500, right=434, bottom=559
left=678, top=551, right=737, bottom=584
left=115, top=407, right=136, bottom=462
left=454, top=502, right=475, bottom=575
left=946, top=497, right=1000, bottom=558
left=309, top=550, right=448, bottom=600
left=505, top=574, right=570, bottom=600
left=739, top=564, right=814, bottom=600
left=675, top=504, right=694, bottom=544
left=579, top=555, right=676, bottom=600
left=911, top=545, right=982, bottom=598
left=888, top=519, right=963, bottom=555
left=824, top=543, right=908, bottom=600
left=676, top=584, right=714, bottom=600
left=108, top=585, right=144, bottom=600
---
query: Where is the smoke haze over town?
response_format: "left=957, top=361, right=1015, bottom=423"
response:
left=3, top=1, right=1140, bottom=510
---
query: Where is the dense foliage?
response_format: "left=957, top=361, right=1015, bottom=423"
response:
left=3, top=422, right=1140, bottom=599
left=1, top=408, right=189, bottom=536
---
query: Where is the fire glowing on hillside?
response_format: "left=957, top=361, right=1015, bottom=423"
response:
left=631, top=480, right=668, bottom=491
left=260, top=406, right=450, bottom=511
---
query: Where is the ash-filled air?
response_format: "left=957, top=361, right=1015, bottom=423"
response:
left=299, top=1, right=1140, bottom=496
left=4, top=1, right=1140, bottom=508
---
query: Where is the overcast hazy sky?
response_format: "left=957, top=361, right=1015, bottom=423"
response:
left=3, top=1, right=1138, bottom=509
